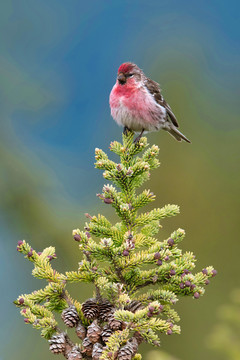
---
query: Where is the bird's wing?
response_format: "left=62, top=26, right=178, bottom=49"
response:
left=144, top=77, right=179, bottom=128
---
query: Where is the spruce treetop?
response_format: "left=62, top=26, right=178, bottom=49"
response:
left=15, top=131, right=217, bottom=360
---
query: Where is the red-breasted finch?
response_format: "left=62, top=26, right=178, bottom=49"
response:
left=109, top=62, right=191, bottom=143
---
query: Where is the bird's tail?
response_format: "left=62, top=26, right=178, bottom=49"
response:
left=168, top=126, right=191, bottom=143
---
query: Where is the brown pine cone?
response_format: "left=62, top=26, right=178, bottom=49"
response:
left=67, top=346, right=83, bottom=360
left=118, top=338, right=138, bottom=360
left=75, top=323, right=87, bottom=340
left=128, top=337, right=138, bottom=353
left=99, top=299, right=114, bottom=321
left=101, top=324, right=113, bottom=343
left=82, top=337, right=93, bottom=357
left=61, top=305, right=80, bottom=328
left=92, top=343, right=103, bottom=360
left=126, top=234, right=135, bottom=249
left=87, top=320, right=102, bottom=343
left=124, top=300, right=143, bottom=313
left=133, top=331, right=144, bottom=345
left=82, top=298, right=99, bottom=320
left=49, top=332, right=66, bottom=354
left=108, top=311, right=123, bottom=331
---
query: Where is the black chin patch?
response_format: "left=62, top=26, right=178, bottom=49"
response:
left=118, top=79, right=126, bottom=85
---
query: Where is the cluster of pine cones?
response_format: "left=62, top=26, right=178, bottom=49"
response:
left=49, top=298, right=142, bottom=359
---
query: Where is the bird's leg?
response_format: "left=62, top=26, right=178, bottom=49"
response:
left=133, top=129, right=144, bottom=144
left=123, top=126, right=131, bottom=135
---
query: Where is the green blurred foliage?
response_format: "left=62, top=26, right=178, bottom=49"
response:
left=146, top=350, right=180, bottom=360
left=207, top=289, right=240, bottom=360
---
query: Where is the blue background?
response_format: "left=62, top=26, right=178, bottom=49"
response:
left=0, top=1, right=239, bottom=359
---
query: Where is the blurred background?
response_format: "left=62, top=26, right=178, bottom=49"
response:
left=0, top=1, right=239, bottom=359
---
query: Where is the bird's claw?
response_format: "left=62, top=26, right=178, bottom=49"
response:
left=133, top=135, right=141, bottom=144
left=123, top=126, right=130, bottom=135
left=133, top=129, right=144, bottom=144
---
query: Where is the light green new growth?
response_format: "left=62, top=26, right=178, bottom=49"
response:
left=14, top=131, right=217, bottom=359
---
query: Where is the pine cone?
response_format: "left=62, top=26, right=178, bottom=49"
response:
left=49, top=333, right=66, bottom=354
left=82, top=298, right=99, bottom=320
left=125, top=300, right=143, bottom=313
left=108, top=311, right=123, bottom=331
left=75, top=323, right=87, bottom=340
left=92, top=343, right=103, bottom=360
left=133, top=331, right=144, bottom=345
left=101, top=324, right=113, bottom=343
left=118, top=338, right=138, bottom=360
left=126, top=234, right=135, bottom=249
left=82, top=337, right=93, bottom=357
left=67, top=346, right=83, bottom=360
left=61, top=305, right=80, bottom=328
left=129, top=337, right=138, bottom=353
left=87, top=320, right=102, bottom=343
left=99, top=299, right=114, bottom=321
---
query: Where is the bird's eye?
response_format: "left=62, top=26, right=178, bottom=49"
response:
left=127, top=73, right=134, bottom=78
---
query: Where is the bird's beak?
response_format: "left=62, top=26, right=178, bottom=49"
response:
left=117, top=72, right=126, bottom=85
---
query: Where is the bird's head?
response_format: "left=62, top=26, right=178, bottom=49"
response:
left=117, top=62, right=142, bottom=86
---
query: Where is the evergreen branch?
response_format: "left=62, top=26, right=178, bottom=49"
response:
left=27, top=283, right=65, bottom=304
left=136, top=289, right=178, bottom=305
left=134, top=205, right=180, bottom=228
left=132, top=189, right=156, bottom=210
left=141, top=221, right=161, bottom=236
left=87, top=213, right=113, bottom=228
left=134, top=233, right=158, bottom=248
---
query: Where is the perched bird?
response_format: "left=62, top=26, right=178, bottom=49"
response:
left=109, top=62, right=191, bottom=143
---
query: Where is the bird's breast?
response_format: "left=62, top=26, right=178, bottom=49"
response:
left=109, top=84, right=166, bottom=131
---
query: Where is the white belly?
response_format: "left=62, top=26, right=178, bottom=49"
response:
left=111, top=99, right=166, bottom=132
